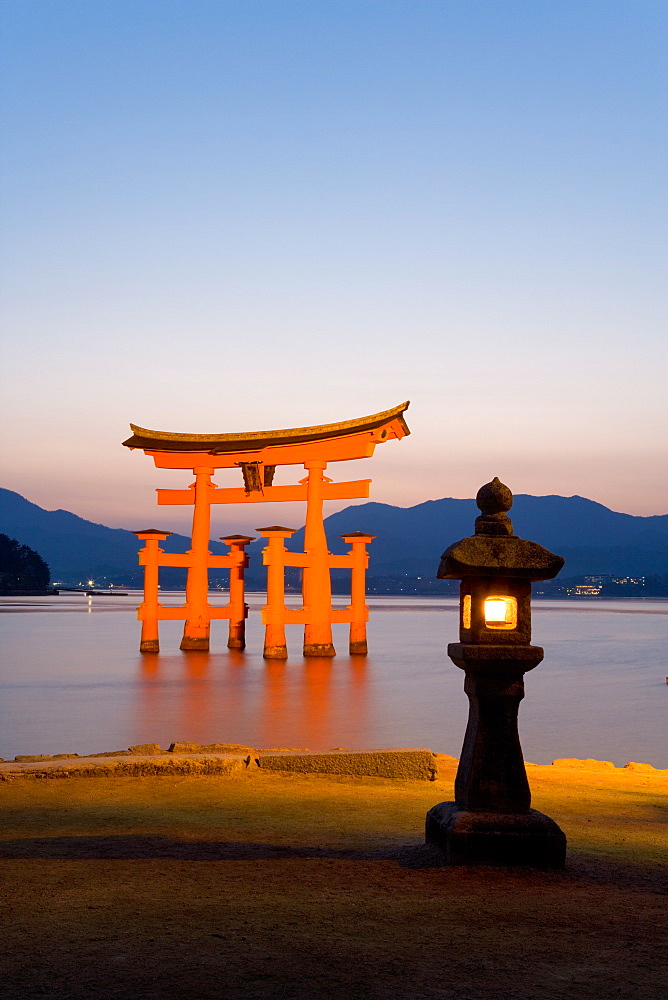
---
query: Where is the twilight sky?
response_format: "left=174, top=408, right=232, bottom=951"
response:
left=1, top=0, right=666, bottom=539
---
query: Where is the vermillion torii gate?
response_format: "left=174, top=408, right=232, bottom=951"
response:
left=123, top=401, right=410, bottom=657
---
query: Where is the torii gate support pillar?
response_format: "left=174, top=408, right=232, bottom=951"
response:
left=135, top=530, right=173, bottom=653
left=340, top=532, right=376, bottom=655
left=222, top=534, right=254, bottom=650
left=258, top=526, right=297, bottom=659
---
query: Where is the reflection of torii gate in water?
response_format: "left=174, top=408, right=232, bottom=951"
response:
left=123, top=401, right=410, bottom=658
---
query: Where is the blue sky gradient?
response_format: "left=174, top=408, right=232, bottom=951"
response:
left=1, top=1, right=666, bottom=535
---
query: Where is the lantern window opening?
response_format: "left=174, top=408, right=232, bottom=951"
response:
left=483, top=596, right=517, bottom=630
left=462, top=594, right=472, bottom=630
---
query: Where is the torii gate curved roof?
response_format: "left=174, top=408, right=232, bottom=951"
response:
left=124, top=401, right=410, bottom=498
left=123, top=401, right=410, bottom=455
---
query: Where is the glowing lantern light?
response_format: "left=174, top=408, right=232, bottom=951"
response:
left=484, top=598, right=507, bottom=623
left=483, top=596, right=518, bottom=628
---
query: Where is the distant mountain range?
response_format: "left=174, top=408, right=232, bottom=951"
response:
left=1, top=486, right=667, bottom=591
left=288, top=493, right=668, bottom=577
left=0, top=487, right=229, bottom=588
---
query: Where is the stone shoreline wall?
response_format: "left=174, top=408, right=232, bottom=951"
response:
left=0, top=743, right=665, bottom=781
left=0, top=746, right=440, bottom=781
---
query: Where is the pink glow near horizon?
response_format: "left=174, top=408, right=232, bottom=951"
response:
left=4, top=435, right=666, bottom=543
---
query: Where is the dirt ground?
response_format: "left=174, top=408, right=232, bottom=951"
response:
left=1, top=759, right=667, bottom=1000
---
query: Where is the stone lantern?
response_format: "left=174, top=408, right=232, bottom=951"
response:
left=426, top=478, right=567, bottom=867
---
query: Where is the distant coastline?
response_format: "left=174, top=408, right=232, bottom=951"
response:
left=0, top=588, right=59, bottom=597
left=3, top=486, right=668, bottom=596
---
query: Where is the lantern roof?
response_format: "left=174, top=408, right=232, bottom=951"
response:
left=438, top=535, right=564, bottom=581
left=437, top=478, right=565, bottom=582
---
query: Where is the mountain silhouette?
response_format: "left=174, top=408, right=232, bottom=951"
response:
left=273, top=494, right=668, bottom=578
left=1, top=486, right=667, bottom=587
left=0, top=488, right=227, bottom=586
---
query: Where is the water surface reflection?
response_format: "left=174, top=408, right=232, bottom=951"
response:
left=1, top=594, right=666, bottom=766
left=135, top=647, right=369, bottom=751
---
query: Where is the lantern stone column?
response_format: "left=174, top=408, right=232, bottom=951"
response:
left=426, top=478, right=567, bottom=867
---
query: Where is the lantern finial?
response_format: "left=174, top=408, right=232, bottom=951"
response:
left=475, top=477, right=514, bottom=536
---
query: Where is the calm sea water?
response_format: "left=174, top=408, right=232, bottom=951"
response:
left=0, top=593, right=666, bottom=768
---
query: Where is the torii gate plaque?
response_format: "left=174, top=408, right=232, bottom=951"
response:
left=123, top=401, right=410, bottom=656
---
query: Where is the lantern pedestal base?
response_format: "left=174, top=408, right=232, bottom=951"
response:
left=426, top=801, right=566, bottom=868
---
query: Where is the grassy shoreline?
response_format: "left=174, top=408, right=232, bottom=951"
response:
left=2, top=760, right=667, bottom=999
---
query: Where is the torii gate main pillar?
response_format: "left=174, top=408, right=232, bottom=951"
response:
left=302, top=460, right=335, bottom=656
left=181, top=467, right=215, bottom=650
